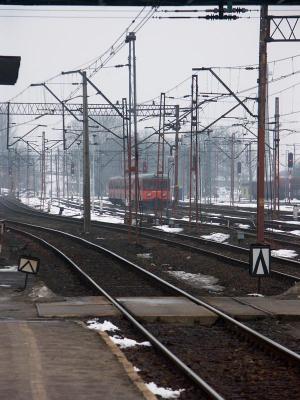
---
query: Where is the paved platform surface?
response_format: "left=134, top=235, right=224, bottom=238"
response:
left=118, top=296, right=300, bottom=323
left=201, top=296, right=300, bottom=321
left=117, top=296, right=218, bottom=325
left=37, top=296, right=120, bottom=318
left=0, top=268, right=149, bottom=400
left=0, top=320, right=144, bottom=400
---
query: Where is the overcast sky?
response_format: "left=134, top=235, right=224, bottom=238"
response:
left=1, top=5, right=300, bottom=160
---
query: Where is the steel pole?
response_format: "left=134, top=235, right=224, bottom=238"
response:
left=82, top=71, right=91, bottom=233
left=173, top=105, right=179, bottom=208
left=257, top=4, right=268, bottom=243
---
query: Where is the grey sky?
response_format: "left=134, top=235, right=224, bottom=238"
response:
left=1, top=5, right=300, bottom=159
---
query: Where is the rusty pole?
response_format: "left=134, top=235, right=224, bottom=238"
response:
left=230, top=132, right=235, bottom=207
left=173, top=105, right=180, bottom=209
left=82, top=71, right=91, bottom=234
left=274, top=97, right=280, bottom=215
left=257, top=4, right=268, bottom=243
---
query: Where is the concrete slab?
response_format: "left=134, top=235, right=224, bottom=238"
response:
left=37, top=296, right=120, bottom=318
left=0, top=270, right=33, bottom=290
left=117, top=296, right=218, bottom=325
left=0, top=302, right=37, bottom=319
left=199, top=297, right=268, bottom=320
left=237, top=297, right=300, bottom=320
left=0, top=320, right=144, bottom=400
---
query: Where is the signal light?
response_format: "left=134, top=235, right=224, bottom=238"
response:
left=288, top=152, right=293, bottom=169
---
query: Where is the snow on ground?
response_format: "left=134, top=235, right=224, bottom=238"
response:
left=0, top=284, right=11, bottom=288
left=200, top=232, right=230, bottom=243
left=274, top=219, right=300, bottom=225
left=203, top=212, right=221, bottom=217
left=167, top=270, right=224, bottom=292
left=266, top=228, right=285, bottom=233
left=110, top=335, right=151, bottom=349
left=247, top=293, right=264, bottom=297
left=19, top=196, right=124, bottom=224
left=29, top=285, right=54, bottom=298
left=153, top=225, right=183, bottom=233
left=271, top=249, right=298, bottom=259
left=223, top=215, right=248, bottom=220
left=137, top=253, right=152, bottom=259
left=290, top=230, right=300, bottom=236
left=235, top=224, right=250, bottom=229
left=0, top=265, right=18, bottom=272
left=146, top=382, right=185, bottom=399
left=91, top=213, right=124, bottom=224
left=86, top=319, right=150, bottom=348
left=87, top=319, right=119, bottom=332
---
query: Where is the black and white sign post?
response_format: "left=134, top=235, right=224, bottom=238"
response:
left=249, top=244, right=271, bottom=294
left=18, top=255, right=40, bottom=290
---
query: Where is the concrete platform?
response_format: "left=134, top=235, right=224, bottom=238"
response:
left=236, top=297, right=300, bottom=320
left=200, top=297, right=269, bottom=320
left=117, top=296, right=300, bottom=324
left=117, top=296, right=218, bottom=325
left=0, top=271, right=27, bottom=288
left=0, top=320, right=145, bottom=400
left=37, top=296, right=120, bottom=318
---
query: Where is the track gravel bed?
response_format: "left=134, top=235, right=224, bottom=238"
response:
left=2, top=203, right=300, bottom=399
left=8, top=221, right=292, bottom=297
left=142, top=320, right=300, bottom=400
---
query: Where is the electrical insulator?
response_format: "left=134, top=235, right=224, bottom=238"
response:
left=71, top=162, right=75, bottom=175
left=237, top=161, right=242, bottom=174
left=288, top=152, right=294, bottom=169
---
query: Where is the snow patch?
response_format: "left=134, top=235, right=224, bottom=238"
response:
left=29, top=285, right=54, bottom=298
left=290, top=230, right=300, bottom=236
left=266, top=228, right=285, bottom=233
left=271, top=249, right=298, bottom=259
left=136, top=253, right=152, bottom=259
left=146, top=382, right=185, bottom=399
left=247, top=293, right=264, bottom=297
left=133, top=366, right=141, bottom=372
left=87, top=319, right=119, bottom=332
left=0, top=265, right=18, bottom=272
left=236, top=224, right=250, bottom=229
left=201, top=232, right=230, bottom=243
left=167, top=270, right=224, bottom=292
left=110, top=335, right=151, bottom=349
left=153, top=225, right=183, bottom=233
left=0, top=284, right=11, bottom=288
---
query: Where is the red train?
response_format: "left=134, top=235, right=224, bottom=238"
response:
left=108, top=173, right=170, bottom=208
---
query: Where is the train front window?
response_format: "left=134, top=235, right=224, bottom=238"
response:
left=143, top=179, right=169, bottom=190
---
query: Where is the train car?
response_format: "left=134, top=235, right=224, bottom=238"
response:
left=108, top=173, right=170, bottom=208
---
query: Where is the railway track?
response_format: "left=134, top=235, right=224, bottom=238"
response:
left=6, top=220, right=300, bottom=399
left=52, top=196, right=300, bottom=248
left=3, top=196, right=300, bottom=285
